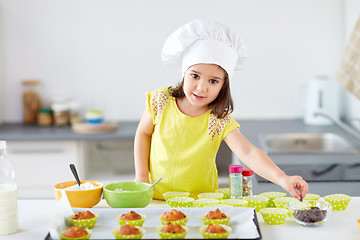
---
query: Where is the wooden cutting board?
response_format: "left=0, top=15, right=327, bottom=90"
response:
left=71, top=122, right=118, bottom=134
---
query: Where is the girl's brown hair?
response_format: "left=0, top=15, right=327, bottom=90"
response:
left=168, top=73, right=234, bottom=118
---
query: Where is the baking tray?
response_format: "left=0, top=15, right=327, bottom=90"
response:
left=45, top=207, right=262, bottom=239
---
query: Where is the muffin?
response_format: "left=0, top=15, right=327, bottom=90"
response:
left=116, top=211, right=147, bottom=226
left=112, top=225, right=145, bottom=239
left=156, top=222, right=189, bottom=239
left=160, top=209, right=188, bottom=225
left=200, top=208, right=231, bottom=225
left=60, top=226, right=92, bottom=240
left=69, top=211, right=99, bottom=229
left=199, top=224, right=232, bottom=239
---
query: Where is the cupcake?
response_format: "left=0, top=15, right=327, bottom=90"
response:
left=200, top=208, right=231, bottom=225
left=260, top=192, right=286, bottom=207
left=216, top=188, right=230, bottom=199
left=116, top=211, right=147, bottom=226
left=160, top=209, right=188, bottom=225
left=112, top=225, right=145, bottom=239
left=199, top=224, right=232, bottom=239
left=156, top=222, right=189, bottom=239
left=69, top=211, right=99, bottom=229
left=59, top=226, right=92, bottom=240
left=198, top=192, right=224, bottom=200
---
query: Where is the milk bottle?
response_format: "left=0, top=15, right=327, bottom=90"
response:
left=0, top=140, right=18, bottom=235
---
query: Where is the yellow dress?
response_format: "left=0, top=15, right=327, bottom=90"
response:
left=146, top=87, right=240, bottom=199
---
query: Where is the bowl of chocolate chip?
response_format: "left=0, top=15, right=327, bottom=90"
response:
left=288, top=200, right=332, bottom=227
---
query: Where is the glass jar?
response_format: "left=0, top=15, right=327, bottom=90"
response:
left=22, top=80, right=42, bottom=124
left=0, top=141, right=18, bottom=235
left=37, top=109, right=53, bottom=126
left=51, top=102, right=70, bottom=126
left=229, top=165, right=243, bottom=199
left=242, top=169, right=254, bottom=197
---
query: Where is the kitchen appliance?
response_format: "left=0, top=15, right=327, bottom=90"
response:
left=296, top=75, right=339, bottom=125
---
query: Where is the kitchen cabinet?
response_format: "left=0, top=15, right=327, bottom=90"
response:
left=7, top=141, right=83, bottom=199
left=82, top=140, right=135, bottom=184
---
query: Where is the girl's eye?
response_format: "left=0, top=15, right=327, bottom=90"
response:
left=210, top=79, right=218, bottom=84
left=191, top=74, right=200, bottom=79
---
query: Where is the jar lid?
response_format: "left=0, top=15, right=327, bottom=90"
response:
left=229, top=165, right=243, bottom=173
left=38, top=108, right=53, bottom=114
left=22, top=79, right=40, bottom=86
left=242, top=169, right=254, bottom=176
left=51, top=103, right=69, bottom=111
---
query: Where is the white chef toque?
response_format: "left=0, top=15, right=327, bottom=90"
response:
left=161, top=19, right=247, bottom=79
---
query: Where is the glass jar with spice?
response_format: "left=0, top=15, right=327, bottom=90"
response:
left=229, top=165, right=243, bottom=199
left=242, top=169, right=253, bottom=197
left=22, top=80, right=42, bottom=124
left=37, top=109, right=53, bottom=126
left=51, top=102, right=70, bottom=126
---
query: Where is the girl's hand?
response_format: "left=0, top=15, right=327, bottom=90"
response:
left=278, top=175, right=308, bottom=200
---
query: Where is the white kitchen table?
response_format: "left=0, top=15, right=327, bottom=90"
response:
left=0, top=198, right=359, bottom=240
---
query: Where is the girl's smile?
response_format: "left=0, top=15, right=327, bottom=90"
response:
left=177, top=63, right=226, bottom=117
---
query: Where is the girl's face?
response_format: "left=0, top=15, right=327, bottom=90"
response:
left=182, top=64, right=225, bottom=111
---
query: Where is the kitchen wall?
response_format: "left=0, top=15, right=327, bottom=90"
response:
left=0, top=0, right=356, bottom=122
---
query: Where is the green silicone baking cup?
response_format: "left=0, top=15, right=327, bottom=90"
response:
left=167, top=197, right=194, bottom=208
left=260, top=192, right=287, bottom=207
left=260, top=208, right=288, bottom=225
left=193, top=198, right=220, bottom=207
left=200, top=215, right=231, bottom=225
left=304, top=193, right=321, bottom=201
left=160, top=215, right=189, bottom=226
left=69, top=213, right=99, bottom=229
left=273, top=197, right=298, bottom=208
left=243, top=195, right=269, bottom=211
left=204, top=204, right=232, bottom=208
left=199, top=224, right=232, bottom=239
left=112, top=226, right=145, bottom=239
left=324, top=194, right=351, bottom=211
left=221, top=199, right=248, bottom=207
left=156, top=225, right=189, bottom=239
left=163, top=191, right=190, bottom=200
left=198, top=192, right=224, bottom=200
left=216, top=188, right=231, bottom=199
left=116, top=214, right=147, bottom=226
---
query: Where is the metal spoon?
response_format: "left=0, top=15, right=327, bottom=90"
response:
left=69, top=164, right=81, bottom=187
left=146, top=177, right=163, bottom=190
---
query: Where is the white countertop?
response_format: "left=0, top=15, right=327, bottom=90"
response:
left=1, top=198, right=359, bottom=240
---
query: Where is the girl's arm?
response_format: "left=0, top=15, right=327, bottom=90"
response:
left=134, top=110, right=154, bottom=183
left=224, top=128, right=308, bottom=199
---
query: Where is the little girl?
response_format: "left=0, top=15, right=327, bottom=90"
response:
left=134, top=19, right=308, bottom=200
